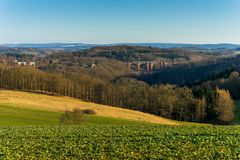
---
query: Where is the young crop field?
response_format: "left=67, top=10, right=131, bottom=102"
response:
left=1, top=125, right=240, bottom=159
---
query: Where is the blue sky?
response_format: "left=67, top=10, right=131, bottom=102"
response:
left=0, top=0, right=240, bottom=44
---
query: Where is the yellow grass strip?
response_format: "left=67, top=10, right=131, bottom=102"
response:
left=0, top=90, right=178, bottom=125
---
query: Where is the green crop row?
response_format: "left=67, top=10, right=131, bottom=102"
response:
left=0, top=125, right=240, bottom=159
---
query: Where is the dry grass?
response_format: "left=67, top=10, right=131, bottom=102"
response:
left=0, top=90, right=178, bottom=125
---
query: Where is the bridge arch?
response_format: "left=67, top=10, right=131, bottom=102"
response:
left=128, top=61, right=156, bottom=73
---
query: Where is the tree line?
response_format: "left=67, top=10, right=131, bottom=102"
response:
left=135, top=55, right=240, bottom=86
left=201, top=71, right=240, bottom=100
left=0, top=65, right=235, bottom=124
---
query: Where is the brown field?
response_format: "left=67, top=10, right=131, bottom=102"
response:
left=0, top=90, right=178, bottom=125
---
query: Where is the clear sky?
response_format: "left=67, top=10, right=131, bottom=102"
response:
left=0, top=0, right=240, bottom=44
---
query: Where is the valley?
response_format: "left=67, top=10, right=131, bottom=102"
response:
left=1, top=0, right=240, bottom=158
left=0, top=45, right=240, bottom=159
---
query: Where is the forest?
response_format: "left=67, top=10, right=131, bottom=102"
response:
left=0, top=46, right=238, bottom=124
left=0, top=64, right=235, bottom=124
left=135, top=55, right=240, bottom=86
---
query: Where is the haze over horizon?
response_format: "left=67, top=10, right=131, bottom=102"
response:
left=0, top=0, right=240, bottom=44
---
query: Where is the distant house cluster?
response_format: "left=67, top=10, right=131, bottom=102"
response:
left=83, top=63, right=96, bottom=68
left=15, top=60, right=36, bottom=68
left=0, top=56, right=36, bottom=68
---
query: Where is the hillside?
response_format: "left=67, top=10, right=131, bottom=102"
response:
left=0, top=90, right=177, bottom=125
left=74, top=45, right=211, bottom=62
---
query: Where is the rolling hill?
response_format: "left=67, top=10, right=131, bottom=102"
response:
left=0, top=90, right=178, bottom=126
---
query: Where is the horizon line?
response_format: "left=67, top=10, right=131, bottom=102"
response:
left=1, top=42, right=240, bottom=45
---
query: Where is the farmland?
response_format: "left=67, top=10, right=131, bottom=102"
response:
left=0, top=90, right=177, bottom=125
left=1, top=0, right=240, bottom=158
left=0, top=104, right=142, bottom=126
left=1, top=125, right=240, bottom=159
left=0, top=90, right=239, bottom=159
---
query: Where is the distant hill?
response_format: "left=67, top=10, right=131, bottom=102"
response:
left=71, top=45, right=211, bottom=62
left=1, top=43, right=240, bottom=50
left=124, top=43, right=240, bottom=49
left=0, top=43, right=97, bottom=50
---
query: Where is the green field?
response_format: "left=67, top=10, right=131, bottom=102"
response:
left=1, top=91, right=240, bottom=159
left=0, top=104, right=61, bottom=126
left=0, top=90, right=177, bottom=125
left=1, top=125, right=240, bottom=159
left=0, top=104, right=142, bottom=126
left=1, top=103, right=240, bottom=159
left=21, top=51, right=40, bottom=55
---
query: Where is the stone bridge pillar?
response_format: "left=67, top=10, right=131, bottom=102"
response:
left=150, top=63, right=154, bottom=71
left=137, top=63, right=141, bottom=73
left=128, top=62, right=132, bottom=71
left=147, top=63, right=150, bottom=72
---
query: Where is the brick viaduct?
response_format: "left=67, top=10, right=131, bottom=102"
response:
left=127, top=61, right=166, bottom=73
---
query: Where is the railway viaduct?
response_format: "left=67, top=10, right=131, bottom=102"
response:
left=127, top=61, right=166, bottom=73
